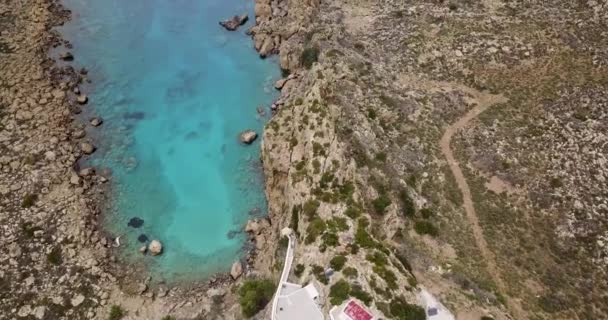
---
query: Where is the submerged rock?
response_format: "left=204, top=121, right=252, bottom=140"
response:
left=139, top=246, right=147, bottom=254
left=227, top=230, right=239, bottom=239
left=137, top=234, right=149, bottom=243
left=257, top=106, right=266, bottom=116
left=239, top=130, right=258, bottom=144
left=124, top=111, right=145, bottom=120
left=127, top=217, right=144, bottom=228
left=90, top=117, right=102, bottom=127
left=219, top=14, right=248, bottom=31
left=149, top=240, right=163, bottom=256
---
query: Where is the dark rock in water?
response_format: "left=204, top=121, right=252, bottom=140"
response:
left=60, top=51, right=74, bottom=61
left=227, top=230, right=240, bottom=239
left=124, top=111, right=145, bottom=120
left=184, top=131, right=198, bottom=140
left=219, top=14, right=248, bottom=31
left=137, top=234, right=149, bottom=243
left=128, top=217, right=144, bottom=228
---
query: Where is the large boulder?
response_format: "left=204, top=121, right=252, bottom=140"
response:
left=219, top=14, right=248, bottom=31
left=230, top=261, right=243, bottom=280
left=148, top=240, right=163, bottom=256
left=239, top=130, right=258, bottom=144
left=90, top=117, right=102, bottom=127
left=80, top=142, right=95, bottom=155
left=77, top=94, right=88, bottom=104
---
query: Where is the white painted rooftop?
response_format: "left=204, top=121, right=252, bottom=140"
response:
left=275, top=283, right=324, bottom=320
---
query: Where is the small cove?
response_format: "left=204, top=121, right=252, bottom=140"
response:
left=58, top=0, right=279, bottom=281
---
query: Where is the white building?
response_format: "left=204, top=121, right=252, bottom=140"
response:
left=274, top=283, right=324, bottom=320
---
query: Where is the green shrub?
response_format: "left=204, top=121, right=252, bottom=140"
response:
left=375, top=152, right=387, bottom=162
left=312, top=265, right=328, bottom=284
left=108, top=305, right=125, bottom=320
left=303, top=199, right=321, bottom=218
left=161, top=316, right=176, bottom=320
left=371, top=194, right=391, bottom=214
left=366, top=251, right=388, bottom=267
left=322, top=232, right=339, bottom=247
left=294, top=264, right=305, bottom=277
left=355, top=218, right=376, bottom=248
left=290, top=205, right=300, bottom=234
left=344, top=206, right=360, bottom=219
left=330, top=255, right=347, bottom=271
left=373, top=265, right=398, bottom=290
left=47, top=246, right=62, bottom=265
left=389, top=298, right=425, bottom=320
left=349, top=243, right=359, bottom=254
left=399, top=190, right=415, bottom=217
left=343, top=267, right=358, bottom=278
left=419, top=208, right=433, bottom=219
left=350, top=284, right=372, bottom=306
left=238, top=279, right=275, bottom=318
left=414, top=220, right=439, bottom=237
left=300, top=47, right=320, bottom=69
left=338, top=181, right=355, bottom=200
left=329, top=279, right=351, bottom=305
left=367, top=108, right=377, bottom=120
left=327, top=217, right=349, bottom=232
left=480, top=316, right=495, bottom=320
left=305, top=217, right=327, bottom=244
left=22, top=193, right=38, bottom=208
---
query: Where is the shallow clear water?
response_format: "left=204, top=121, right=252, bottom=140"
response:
left=58, top=0, right=278, bottom=280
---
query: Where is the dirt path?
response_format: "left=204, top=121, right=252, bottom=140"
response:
left=439, top=90, right=526, bottom=319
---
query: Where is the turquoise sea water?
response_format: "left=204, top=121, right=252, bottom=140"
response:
left=58, top=0, right=279, bottom=280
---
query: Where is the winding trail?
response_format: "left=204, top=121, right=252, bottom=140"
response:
left=439, top=90, right=525, bottom=318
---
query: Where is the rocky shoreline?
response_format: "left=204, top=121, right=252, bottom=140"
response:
left=4, top=0, right=606, bottom=318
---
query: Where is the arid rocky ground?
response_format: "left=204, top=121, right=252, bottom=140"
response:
left=2, top=0, right=607, bottom=319
left=254, top=0, right=608, bottom=319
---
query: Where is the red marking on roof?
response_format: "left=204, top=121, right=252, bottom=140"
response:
left=344, top=300, right=373, bottom=320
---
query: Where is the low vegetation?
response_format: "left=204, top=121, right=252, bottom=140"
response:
left=329, top=279, right=351, bottom=305
left=388, top=298, right=425, bottom=320
left=300, top=46, right=320, bottom=69
left=108, top=305, right=125, bottom=320
left=330, top=255, right=347, bottom=271
left=238, top=279, right=275, bottom=318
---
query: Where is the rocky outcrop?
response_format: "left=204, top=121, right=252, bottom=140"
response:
left=76, top=94, right=88, bottom=104
left=80, top=142, right=95, bottom=154
left=239, top=130, right=258, bottom=144
left=148, top=240, right=163, bottom=256
left=219, top=14, right=248, bottom=31
left=230, top=261, right=243, bottom=279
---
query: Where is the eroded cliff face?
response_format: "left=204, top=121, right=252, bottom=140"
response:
left=254, top=0, right=608, bottom=319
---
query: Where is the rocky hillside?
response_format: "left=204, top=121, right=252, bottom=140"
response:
left=253, top=0, right=608, bottom=319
